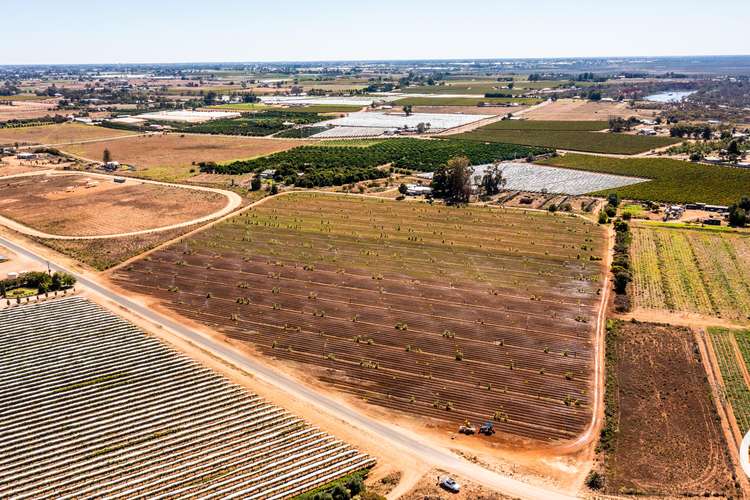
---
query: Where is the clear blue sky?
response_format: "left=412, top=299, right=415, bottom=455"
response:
left=4, top=0, right=749, bottom=64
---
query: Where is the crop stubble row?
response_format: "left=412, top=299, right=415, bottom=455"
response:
left=112, top=194, right=605, bottom=442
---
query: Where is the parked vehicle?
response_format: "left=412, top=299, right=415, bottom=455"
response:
left=458, top=421, right=476, bottom=435
left=479, top=421, right=496, bottom=435
left=439, top=476, right=461, bottom=493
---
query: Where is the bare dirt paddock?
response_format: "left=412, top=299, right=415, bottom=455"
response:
left=0, top=173, right=228, bottom=237
left=597, top=320, right=739, bottom=497
left=523, top=99, right=658, bottom=121
left=61, top=134, right=309, bottom=182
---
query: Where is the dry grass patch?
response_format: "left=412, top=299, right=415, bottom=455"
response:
left=61, top=134, right=308, bottom=182
left=35, top=223, right=204, bottom=270
left=0, top=101, right=61, bottom=122
left=0, top=123, right=136, bottom=146
left=523, top=99, right=658, bottom=121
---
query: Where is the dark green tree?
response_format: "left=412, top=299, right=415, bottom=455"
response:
left=203, top=91, right=217, bottom=105
left=479, top=162, right=506, bottom=196
left=729, top=206, right=747, bottom=227
left=432, top=156, right=472, bottom=203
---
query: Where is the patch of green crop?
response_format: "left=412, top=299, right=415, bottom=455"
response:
left=541, top=154, right=750, bottom=205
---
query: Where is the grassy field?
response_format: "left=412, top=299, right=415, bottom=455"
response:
left=402, top=79, right=591, bottom=95
left=0, top=94, right=51, bottom=101
left=0, top=123, right=137, bottom=146
left=36, top=222, right=205, bottom=270
left=453, top=121, right=680, bottom=155
left=392, top=97, right=541, bottom=107
left=542, top=154, right=750, bottom=205
left=210, top=103, right=362, bottom=113
left=522, top=99, right=658, bottom=122
left=630, top=224, right=750, bottom=322
left=206, top=103, right=274, bottom=111
left=708, top=327, right=750, bottom=441
left=514, top=80, right=591, bottom=89
left=480, top=120, right=609, bottom=131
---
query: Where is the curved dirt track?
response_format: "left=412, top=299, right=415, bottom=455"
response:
left=0, top=170, right=242, bottom=240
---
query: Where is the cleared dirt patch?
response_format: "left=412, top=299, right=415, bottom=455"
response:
left=399, top=469, right=513, bottom=499
left=61, top=134, right=307, bottom=182
left=0, top=173, right=227, bottom=237
left=111, top=193, right=606, bottom=445
left=598, top=320, right=738, bottom=496
left=0, top=123, right=136, bottom=146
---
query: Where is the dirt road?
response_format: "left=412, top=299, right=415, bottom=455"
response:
left=0, top=232, right=579, bottom=500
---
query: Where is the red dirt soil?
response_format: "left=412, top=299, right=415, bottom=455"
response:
left=0, top=173, right=226, bottom=236
left=600, top=320, right=739, bottom=497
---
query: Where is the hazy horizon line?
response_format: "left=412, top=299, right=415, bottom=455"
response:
left=3, top=53, right=750, bottom=68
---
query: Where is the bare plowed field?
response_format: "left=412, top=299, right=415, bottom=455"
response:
left=112, top=194, right=606, bottom=443
left=0, top=174, right=227, bottom=236
left=61, top=134, right=307, bottom=182
left=600, top=321, right=737, bottom=497
left=0, top=123, right=136, bottom=146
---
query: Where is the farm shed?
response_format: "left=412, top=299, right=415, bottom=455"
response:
left=704, top=204, right=729, bottom=212
left=405, top=184, right=433, bottom=196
